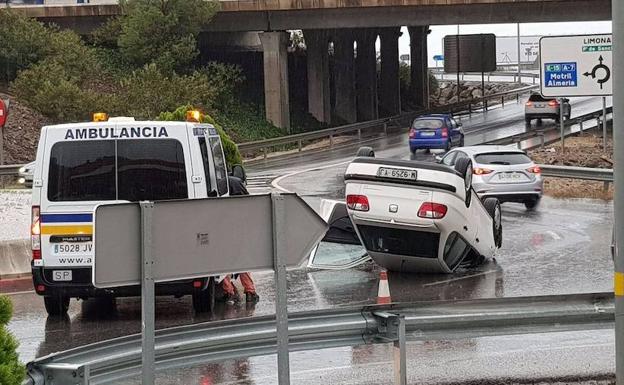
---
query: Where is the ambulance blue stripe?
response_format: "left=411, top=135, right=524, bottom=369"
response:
left=41, top=214, right=93, bottom=223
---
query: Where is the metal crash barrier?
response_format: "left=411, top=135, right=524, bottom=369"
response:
left=24, top=292, right=614, bottom=385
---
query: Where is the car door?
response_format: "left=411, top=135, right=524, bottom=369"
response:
left=449, top=117, right=462, bottom=143
left=308, top=199, right=370, bottom=269
left=440, top=150, right=457, bottom=167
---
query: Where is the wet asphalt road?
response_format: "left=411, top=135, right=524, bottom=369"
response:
left=6, top=95, right=616, bottom=384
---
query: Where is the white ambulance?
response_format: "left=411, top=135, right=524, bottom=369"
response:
left=30, top=113, right=237, bottom=316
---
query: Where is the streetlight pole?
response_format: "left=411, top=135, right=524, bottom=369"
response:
left=517, top=23, right=521, bottom=84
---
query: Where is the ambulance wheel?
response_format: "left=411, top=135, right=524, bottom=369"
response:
left=44, top=295, right=70, bottom=316
left=192, top=277, right=216, bottom=313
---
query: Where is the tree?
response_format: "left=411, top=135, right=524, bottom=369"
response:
left=0, top=296, right=25, bottom=385
left=158, top=105, right=242, bottom=167
left=116, top=0, right=219, bottom=73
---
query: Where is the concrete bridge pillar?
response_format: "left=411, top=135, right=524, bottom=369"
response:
left=379, top=27, right=402, bottom=117
left=408, top=26, right=430, bottom=109
left=304, top=30, right=332, bottom=124
left=259, top=31, right=290, bottom=131
left=355, top=28, right=378, bottom=122
left=333, top=30, right=357, bottom=124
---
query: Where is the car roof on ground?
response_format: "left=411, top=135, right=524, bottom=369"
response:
left=454, top=145, right=526, bottom=156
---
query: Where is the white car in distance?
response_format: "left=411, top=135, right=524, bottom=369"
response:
left=343, top=147, right=502, bottom=273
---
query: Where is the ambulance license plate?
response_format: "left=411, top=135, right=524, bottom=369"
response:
left=53, top=270, right=72, bottom=281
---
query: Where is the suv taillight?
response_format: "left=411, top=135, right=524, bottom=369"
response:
left=31, top=206, right=41, bottom=260
left=409, top=128, right=416, bottom=139
left=548, top=100, right=559, bottom=107
left=441, top=128, right=449, bottom=138
left=347, top=195, right=370, bottom=212
left=527, top=166, right=541, bottom=174
left=525, top=101, right=533, bottom=106
left=418, top=202, right=448, bottom=219
left=473, top=168, right=493, bottom=175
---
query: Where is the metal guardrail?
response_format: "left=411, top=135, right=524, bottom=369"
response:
left=0, top=164, right=21, bottom=176
left=430, top=69, right=540, bottom=84
left=238, top=84, right=539, bottom=158
left=540, top=165, right=613, bottom=182
left=23, top=292, right=614, bottom=385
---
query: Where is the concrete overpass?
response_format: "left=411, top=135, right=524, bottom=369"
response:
left=9, top=0, right=612, bottom=129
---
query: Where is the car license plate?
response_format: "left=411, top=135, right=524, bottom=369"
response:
left=497, top=172, right=528, bottom=182
left=53, top=270, right=72, bottom=281
left=378, top=167, right=417, bottom=180
left=420, top=131, right=436, bottom=137
left=52, top=243, right=93, bottom=255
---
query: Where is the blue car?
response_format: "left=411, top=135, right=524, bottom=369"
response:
left=409, top=114, right=464, bottom=153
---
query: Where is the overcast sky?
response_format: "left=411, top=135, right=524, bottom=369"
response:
left=394, top=21, right=612, bottom=66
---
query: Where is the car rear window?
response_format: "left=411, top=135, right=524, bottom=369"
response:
left=412, top=119, right=443, bottom=129
left=528, top=94, right=552, bottom=102
left=474, top=152, right=532, bottom=165
left=48, top=139, right=188, bottom=202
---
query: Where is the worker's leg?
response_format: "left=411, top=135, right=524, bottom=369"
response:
left=220, top=275, right=236, bottom=296
left=239, top=273, right=259, bottom=303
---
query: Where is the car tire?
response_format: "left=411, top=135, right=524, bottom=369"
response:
left=525, top=117, right=531, bottom=125
left=44, top=295, right=70, bottom=316
left=445, top=140, right=451, bottom=152
left=356, top=146, right=375, bottom=157
left=555, top=117, right=561, bottom=124
left=192, top=277, right=216, bottom=313
left=524, top=198, right=540, bottom=211
left=483, top=197, right=502, bottom=248
left=454, top=158, right=473, bottom=207
left=459, top=135, right=465, bottom=147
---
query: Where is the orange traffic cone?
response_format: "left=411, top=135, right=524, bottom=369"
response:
left=377, top=269, right=391, bottom=304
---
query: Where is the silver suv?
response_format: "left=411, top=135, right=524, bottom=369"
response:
left=439, top=146, right=543, bottom=210
left=525, top=93, right=571, bottom=124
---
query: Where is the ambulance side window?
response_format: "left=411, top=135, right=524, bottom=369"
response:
left=209, top=137, right=228, bottom=196
left=198, top=137, right=213, bottom=195
left=117, top=139, right=188, bottom=201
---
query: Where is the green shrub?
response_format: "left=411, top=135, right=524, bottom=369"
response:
left=158, top=105, right=242, bottom=167
left=117, top=0, right=218, bottom=74
left=11, top=59, right=99, bottom=122
left=0, top=9, right=50, bottom=83
left=0, top=295, right=25, bottom=385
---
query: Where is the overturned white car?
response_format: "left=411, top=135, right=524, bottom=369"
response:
left=341, top=147, right=502, bottom=273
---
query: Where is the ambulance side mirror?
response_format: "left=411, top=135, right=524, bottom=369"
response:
left=231, top=164, right=246, bottom=183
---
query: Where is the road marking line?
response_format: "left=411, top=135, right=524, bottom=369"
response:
left=271, top=160, right=351, bottom=193
left=3, top=290, right=34, bottom=296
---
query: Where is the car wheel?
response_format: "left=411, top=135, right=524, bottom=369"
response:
left=192, top=277, right=216, bottom=313
left=454, top=158, right=473, bottom=207
left=44, top=295, right=70, bottom=316
left=445, top=140, right=451, bottom=152
left=525, top=117, right=531, bottom=125
left=524, top=198, right=540, bottom=211
left=356, top=146, right=375, bottom=157
left=483, top=197, right=502, bottom=248
left=459, top=135, right=465, bottom=147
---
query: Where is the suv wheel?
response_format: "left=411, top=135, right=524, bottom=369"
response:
left=524, top=198, right=540, bottom=210
left=44, top=295, right=70, bottom=316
